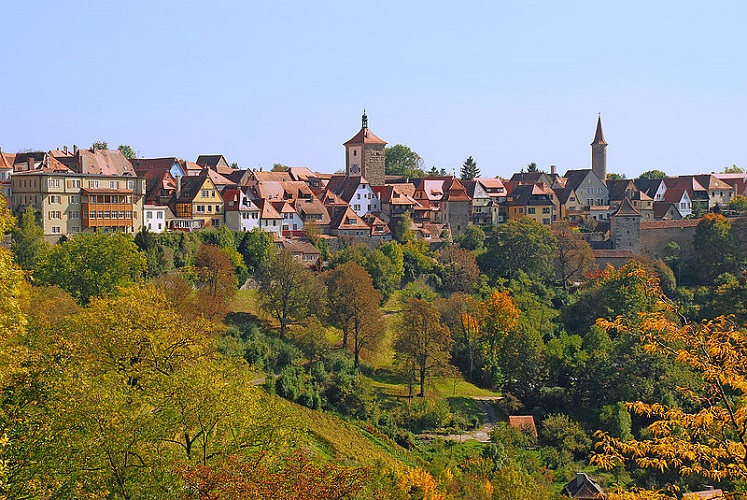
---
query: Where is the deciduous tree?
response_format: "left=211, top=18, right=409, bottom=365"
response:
left=639, top=169, right=667, bottom=179
left=592, top=291, right=747, bottom=495
left=37, top=231, right=146, bottom=304
left=478, top=218, right=557, bottom=284
left=437, top=246, right=480, bottom=294
left=551, top=221, right=594, bottom=289
left=324, top=262, right=385, bottom=368
left=394, top=299, right=453, bottom=397
left=10, top=206, right=49, bottom=273
left=385, top=144, right=425, bottom=178
left=257, top=249, right=318, bottom=339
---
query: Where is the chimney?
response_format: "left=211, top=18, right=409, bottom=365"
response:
left=73, top=145, right=78, bottom=155
left=80, top=154, right=88, bottom=174
left=63, top=145, right=68, bottom=154
left=551, top=165, right=557, bottom=175
left=177, top=175, right=182, bottom=199
left=27, top=157, right=34, bottom=171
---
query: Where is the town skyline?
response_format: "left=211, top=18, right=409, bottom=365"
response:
left=2, top=1, right=745, bottom=178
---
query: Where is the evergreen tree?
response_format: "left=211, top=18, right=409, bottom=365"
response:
left=460, top=156, right=480, bottom=180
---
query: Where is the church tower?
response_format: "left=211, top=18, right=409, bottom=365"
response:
left=343, top=110, right=387, bottom=186
left=591, top=114, right=608, bottom=181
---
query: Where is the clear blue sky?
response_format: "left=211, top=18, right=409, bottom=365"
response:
left=2, top=0, right=745, bottom=178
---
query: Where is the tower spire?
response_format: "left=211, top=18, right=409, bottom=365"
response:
left=591, top=113, right=607, bottom=145
left=362, top=108, right=368, bottom=129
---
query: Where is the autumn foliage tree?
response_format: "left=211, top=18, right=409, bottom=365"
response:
left=394, top=299, right=453, bottom=397
left=551, top=221, right=594, bottom=289
left=592, top=284, right=747, bottom=497
left=324, top=262, right=386, bottom=368
left=194, top=244, right=237, bottom=320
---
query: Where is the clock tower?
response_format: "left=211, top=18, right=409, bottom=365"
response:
left=343, top=110, right=387, bottom=186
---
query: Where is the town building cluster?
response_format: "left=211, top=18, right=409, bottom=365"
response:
left=1, top=113, right=743, bottom=261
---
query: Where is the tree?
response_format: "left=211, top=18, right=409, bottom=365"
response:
left=639, top=169, right=667, bottom=179
left=393, top=211, right=415, bottom=243
left=179, top=450, right=370, bottom=500
left=607, top=172, right=626, bottom=180
left=460, top=156, right=480, bottom=180
left=456, top=224, right=485, bottom=251
left=91, top=140, right=108, bottom=150
left=727, top=194, right=747, bottom=213
left=10, top=206, right=50, bottom=273
left=194, top=244, right=237, bottom=320
left=551, top=221, right=594, bottom=289
left=525, top=162, right=539, bottom=173
left=437, top=246, right=480, bottom=294
left=324, top=262, right=385, bottom=368
left=478, top=290, right=520, bottom=387
left=723, top=164, right=743, bottom=173
left=257, top=249, right=317, bottom=339
left=592, top=293, right=747, bottom=494
left=428, top=166, right=447, bottom=176
left=437, top=293, right=481, bottom=380
left=287, top=316, right=330, bottom=364
left=693, top=213, right=739, bottom=284
left=478, top=218, right=557, bottom=284
left=272, top=163, right=289, bottom=172
left=117, top=144, right=136, bottom=159
left=0, top=199, right=25, bottom=347
left=37, top=231, right=146, bottom=304
left=237, top=229, right=274, bottom=274
left=385, top=144, right=425, bottom=178
left=394, top=299, right=453, bottom=397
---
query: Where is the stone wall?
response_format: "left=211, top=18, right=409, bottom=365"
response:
left=639, top=220, right=700, bottom=261
left=363, top=145, right=386, bottom=186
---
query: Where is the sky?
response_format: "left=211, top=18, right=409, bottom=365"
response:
left=2, top=0, right=745, bottom=179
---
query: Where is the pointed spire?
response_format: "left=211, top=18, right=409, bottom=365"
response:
left=362, top=108, right=368, bottom=129
left=592, top=113, right=607, bottom=145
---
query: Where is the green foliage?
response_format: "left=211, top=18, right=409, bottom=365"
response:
left=560, top=261, right=658, bottom=335
left=393, top=211, right=415, bottom=243
left=606, top=172, right=626, bottom=180
left=37, top=231, right=146, bottom=304
left=117, top=144, right=136, bottom=159
left=723, top=164, right=743, bottom=173
left=693, top=213, right=740, bottom=284
left=540, top=413, right=591, bottom=461
left=459, top=156, right=480, bottom=180
left=401, top=240, right=439, bottom=283
left=599, top=402, right=633, bottom=441
left=10, top=206, right=50, bottom=273
left=479, top=218, right=557, bottom=284
left=385, top=144, right=425, bottom=178
left=238, top=228, right=275, bottom=274
left=455, top=224, right=485, bottom=252
left=727, top=194, right=747, bottom=213
left=91, top=140, right=108, bottom=150
left=329, top=242, right=404, bottom=302
left=638, top=169, right=667, bottom=179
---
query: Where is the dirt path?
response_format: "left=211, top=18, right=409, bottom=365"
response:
left=420, top=396, right=502, bottom=443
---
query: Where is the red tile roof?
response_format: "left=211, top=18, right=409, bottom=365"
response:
left=343, top=127, right=387, bottom=146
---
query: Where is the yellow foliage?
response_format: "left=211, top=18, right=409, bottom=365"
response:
left=398, top=467, right=446, bottom=500
left=592, top=287, right=747, bottom=491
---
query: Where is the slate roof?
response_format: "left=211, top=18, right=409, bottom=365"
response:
left=196, top=154, right=234, bottom=175
left=561, top=472, right=606, bottom=499
left=612, top=197, right=640, bottom=216
left=591, top=114, right=608, bottom=146
left=174, top=172, right=211, bottom=203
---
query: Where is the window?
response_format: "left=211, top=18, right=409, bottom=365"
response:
left=70, top=195, right=80, bottom=204
left=49, top=195, right=61, bottom=204
left=126, top=212, right=132, bottom=219
left=52, top=226, right=61, bottom=234
left=70, top=211, right=80, bottom=219
left=208, top=205, right=213, bottom=212
left=202, top=190, right=209, bottom=197
left=109, top=181, right=118, bottom=189
left=542, top=218, right=551, bottom=225
left=72, top=227, right=80, bottom=233
left=48, top=211, right=61, bottom=220
left=90, top=180, right=99, bottom=188
left=103, top=211, right=111, bottom=219
left=196, top=205, right=205, bottom=213
left=527, top=207, right=536, bottom=214
left=353, top=204, right=360, bottom=210
left=251, top=213, right=258, bottom=219
left=98, top=211, right=104, bottom=219
left=211, top=190, right=216, bottom=198
left=542, top=207, right=551, bottom=214
left=128, top=180, right=135, bottom=189
left=146, top=211, right=152, bottom=219
left=357, top=193, right=361, bottom=199
left=157, top=223, right=162, bottom=230
left=157, top=212, right=163, bottom=219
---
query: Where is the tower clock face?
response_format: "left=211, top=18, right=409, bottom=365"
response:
left=350, top=164, right=360, bottom=174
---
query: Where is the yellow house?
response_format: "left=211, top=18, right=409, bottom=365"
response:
left=505, top=183, right=555, bottom=226
left=172, top=172, right=224, bottom=228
